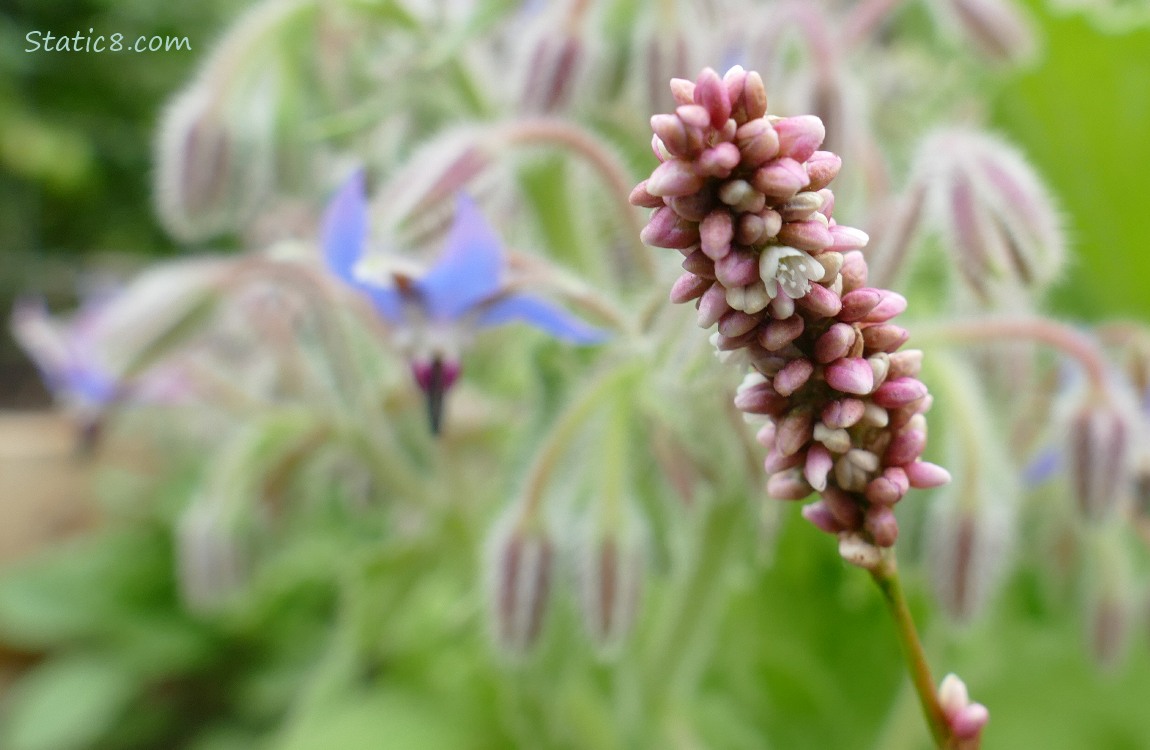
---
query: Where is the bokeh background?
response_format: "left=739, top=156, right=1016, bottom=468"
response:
left=3, top=0, right=1150, bottom=748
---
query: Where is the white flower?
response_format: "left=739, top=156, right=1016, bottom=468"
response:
left=758, top=245, right=824, bottom=299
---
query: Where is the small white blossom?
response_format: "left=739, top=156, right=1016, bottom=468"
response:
left=759, top=245, right=824, bottom=300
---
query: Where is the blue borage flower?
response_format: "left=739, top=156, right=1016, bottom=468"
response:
left=322, top=171, right=607, bottom=432
left=11, top=296, right=121, bottom=407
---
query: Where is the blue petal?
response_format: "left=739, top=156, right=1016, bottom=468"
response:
left=322, top=170, right=368, bottom=286
left=62, top=364, right=118, bottom=404
left=365, top=286, right=405, bottom=323
left=1021, top=445, right=1061, bottom=487
left=476, top=293, right=608, bottom=344
left=417, top=194, right=505, bottom=320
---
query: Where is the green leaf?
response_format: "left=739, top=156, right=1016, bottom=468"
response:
left=0, top=653, right=138, bottom=750
left=275, top=689, right=477, bottom=750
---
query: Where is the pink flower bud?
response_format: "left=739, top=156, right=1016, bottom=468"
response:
left=805, top=151, right=842, bottom=191
left=735, top=119, right=780, bottom=166
left=827, top=224, right=870, bottom=252
left=764, top=445, right=804, bottom=473
left=835, top=449, right=880, bottom=491
left=696, top=282, right=731, bottom=328
left=873, top=376, right=928, bottom=409
left=700, top=209, right=734, bottom=260
left=669, top=77, right=695, bottom=105
left=865, top=505, right=899, bottom=547
left=838, top=288, right=884, bottom=323
left=780, top=191, right=825, bottom=222
left=675, top=103, right=710, bottom=130
left=641, top=206, right=700, bottom=249
left=646, top=159, right=705, bottom=197
left=487, top=519, right=554, bottom=655
left=752, top=157, right=810, bottom=199
left=861, top=324, right=910, bottom=354
left=887, top=350, right=923, bottom=379
left=776, top=407, right=814, bottom=456
left=906, top=460, right=951, bottom=488
left=865, top=467, right=910, bottom=505
left=670, top=191, right=715, bottom=222
left=774, top=115, right=826, bottom=163
left=825, top=357, right=874, bottom=395
left=693, top=67, right=732, bottom=130
left=628, top=180, right=664, bottom=208
left=767, top=468, right=813, bottom=500
left=718, top=309, right=760, bottom=338
left=804, top=443, right=834, bottom=491
left=863, top=292, right=907, bottom=323
left=821, top=487, right=864, bottom=528
left=741, top=69, right=768, bottom=120
left=715, top=247, right=760, bottom=287
left=822, top=398, right=866, bottom=429
left=815, top=323, right=858, bottom=364
left=681, top=249, right=715, bottom=278
left=696, top=142, right=741, bottom=178
left=802, top=500, right=844, bottom=534
left=735, top=381, right=785, bottom=416
left=884, top=427, right=927, bottom=466
left=758, top=315, right=805, bottom=351
left=839, top=250, right=868, bottom=292
left=773, top=358, right=814, bottom=397
left=938, top=674, right=989, bottom=741
left=650, top=114, right=691, bottom=158
left=670, top=273, right=711, bottom=304
left=777, top=219, right=834, bottom=253
left=796, top=282, right=842, bottom=318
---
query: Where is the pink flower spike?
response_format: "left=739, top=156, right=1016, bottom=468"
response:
left=906, top=461, right=951, bottom=488
left=825, top=357, right=874, bottom=395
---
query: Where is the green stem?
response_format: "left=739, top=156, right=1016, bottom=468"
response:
left=645, top=497, right=743, bottom=703
left=869, top=550, right=956, bottom=749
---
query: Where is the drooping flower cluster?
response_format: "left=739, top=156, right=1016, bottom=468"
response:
left=631, top=66, right=950, bottom=554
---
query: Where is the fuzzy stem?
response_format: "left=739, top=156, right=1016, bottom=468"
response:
left=520, top=359, right=643, bottom=521
left=501, top=119, right=656, bottom=282
left=869, top=549, right=958, bottom=749
left=916, top=317, right=1111, bottom=395
left=842, top=0, right=912, bottom=49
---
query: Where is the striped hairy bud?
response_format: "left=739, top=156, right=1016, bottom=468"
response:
left=154, top=81, right=277, bottom=242
left=901, top=128, right=1064, bottom=302
left=485, top=515, right=555, bottom=656
left=574, top=519, right=647, bottom=656
left=175, top=500, right=249, bottom=613
left=1068, top=397, right=1135, bottom=522
left=930, top=0, right=1037, bottom=65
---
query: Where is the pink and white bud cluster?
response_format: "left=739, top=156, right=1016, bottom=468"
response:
left=938, top=673, right=990, bottom=741
left=631, top=66, right=950, bottom=548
